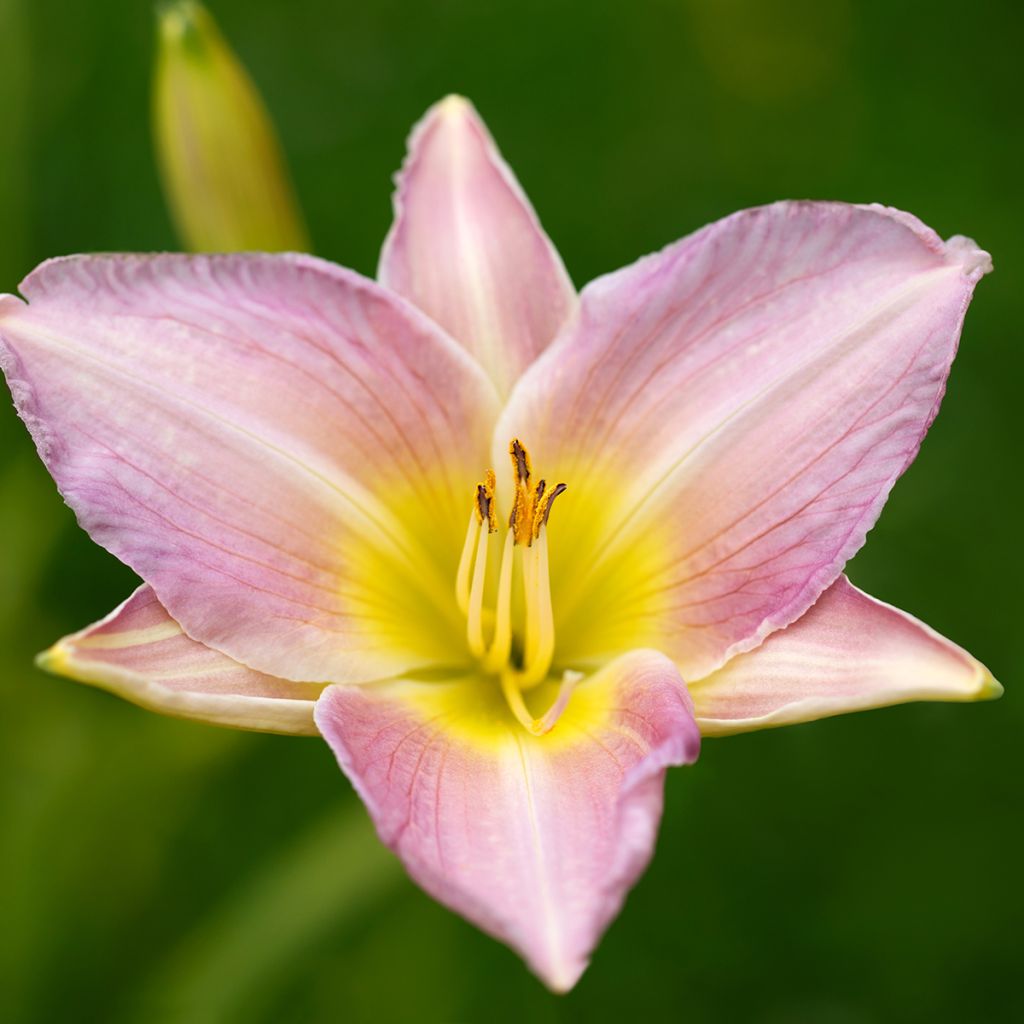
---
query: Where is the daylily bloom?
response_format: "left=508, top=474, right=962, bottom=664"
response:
left=0, top=96, right=1000, bottom=991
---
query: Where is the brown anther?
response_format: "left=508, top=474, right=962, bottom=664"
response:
left=510, top=438, right=531, bottom=484
left=475, top=469, right=497, bottom=532
left=505, top=440, right=562, bottom=546
left=508, top=439, right=536, bottom=545
left=541, top=483, right=567, bottom=528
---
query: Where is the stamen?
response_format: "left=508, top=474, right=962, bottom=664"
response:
left=519, top=530, right=555, bottom=688
left=459, top=468, right=496, bottom=631
left=458, top=441, right=575, bottom=733
left=476, top=468, right=497, bottom=533
left=500, top=669, right=582, bottom=736
left=507, top=439, right=563, bottom=547
left=482, top=530, right=515, bottom=672
left=455, top=507, right=479, bottom=616
left=535, top=670, right=583, bottom=734
left=539, top=482, right=567, bottom=533
left=509, top=439, right=535, bottom=547
left=500, top=671, right=537, bottom=733
left=510, top=438, right=531, bottom=484
left=465, top=522, right=490, bottom=658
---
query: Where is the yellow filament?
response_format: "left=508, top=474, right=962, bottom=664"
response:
left=455, top=508, right=480, bottom=617
left=519, top=532, right=554, bottom=688
left=500, top=668, right=581, bottom=736
left=535, top=669, right=583, bottom=733
left=500, top=671, right=539, bottom=733
left=482, top=531, right=516, bottom=672
left=465, top=524, right=491, bottom=658
left=519, top=541, right=534, bottom=660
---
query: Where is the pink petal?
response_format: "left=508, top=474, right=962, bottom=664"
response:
left=0, top=254, right=500, bottom=683
left=315, top=649, right=700, bottom=991
left=690, top=576, right=1001, bottom=735
left=495, top=202, right=992, bottom=680
left=40, top=585, right=322, bottom=734
left=378, top=96, right=576, bottom=396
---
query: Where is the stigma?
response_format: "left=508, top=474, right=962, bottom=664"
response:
left=455, top=439, right=569, bottom=734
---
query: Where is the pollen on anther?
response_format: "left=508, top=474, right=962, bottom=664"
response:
left=538, top=482, right=567, bottom=535
left=508, top=441, right=536, bottom=546
left=510, top=438, right=531, bottom=484
left=475, top=469, right=497, bottom=532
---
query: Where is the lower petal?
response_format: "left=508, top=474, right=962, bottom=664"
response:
left=689, top=576, right=1001, bottom=736
left=314, top=649, right=700, bottom=992
left=39, top=585, right=323, bottom=734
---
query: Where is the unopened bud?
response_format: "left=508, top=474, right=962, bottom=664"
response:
left=153, top=1, right=310, bottom=252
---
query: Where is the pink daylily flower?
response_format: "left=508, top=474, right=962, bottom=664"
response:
left=0, top=96, right=1000, bottom=991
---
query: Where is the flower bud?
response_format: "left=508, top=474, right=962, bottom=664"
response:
left=153, top=1, right=310, bottom=252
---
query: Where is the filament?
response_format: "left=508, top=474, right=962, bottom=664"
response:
left=519, top=532, right=555, bottom=688
left=483, top=531, right=516, bottom=672
left=501, top=668, right=582, bottom=736
left=455, top=507, right=480, bottom=616
left=465, top=523, right=491, bottom=658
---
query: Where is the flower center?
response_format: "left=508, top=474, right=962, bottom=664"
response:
left=454, top=439, right=575, bottom=735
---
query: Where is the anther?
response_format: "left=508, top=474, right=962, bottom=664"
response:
left=508, top=440, right=542, bottom=546
left=458, top=468, right=496, bottom=615
left=532, top=482, right=566, bottom=541
left=475, top=469, right=497, bottom=532
left=510, top=438, right=531, bottom=484
left=540, top=482, right=567, bottom=528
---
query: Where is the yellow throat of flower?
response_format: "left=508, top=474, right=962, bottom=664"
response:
left=455, top=440, right=572, bottom=735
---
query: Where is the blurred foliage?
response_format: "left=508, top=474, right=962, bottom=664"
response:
left=0, top=0, right=1020, bottom=1021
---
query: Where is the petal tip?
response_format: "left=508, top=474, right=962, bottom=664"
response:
left=34, top=642, right=67, bottom=677
left=944, top=234, right=993, bottom=281
left=976, top=667, right=1003, bottom=702
left=413, top=94, right=481, bottom=141
left=155, top=0, right=197, bottom=43
left=318, top=654, right=695, bottom=994
left=434, top=93, right=475, bottom=117
left=854, top=203, right=992, bottom=281
left=537, top=959, right=586, bottom=995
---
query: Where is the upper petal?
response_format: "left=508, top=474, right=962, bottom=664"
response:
left=495, top=202, right=991, bottom=679
left=690, top=575, right=1001, bottom=735
left=378, top=96, right=576, bottom=397
left=0, top=254, right=500, bottom=683
left=40, top=585, right=322, bottom=734
left=314, top=649, right=700, bottom=992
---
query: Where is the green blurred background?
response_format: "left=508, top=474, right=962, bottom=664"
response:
left=1, top=0, right=1020, bottom=1020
